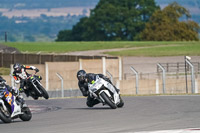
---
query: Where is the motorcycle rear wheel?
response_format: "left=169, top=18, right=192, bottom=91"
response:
left=0, top=106, right=11, bottom=123
left=100, top=92, right=117, bottom=109
left=19, top=107, right=32, bottom=121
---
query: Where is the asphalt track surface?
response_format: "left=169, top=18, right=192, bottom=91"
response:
left=1, top=96, right=200, bottom=133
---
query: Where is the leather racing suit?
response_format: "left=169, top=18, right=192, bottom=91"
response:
left=78, top=73, right=118, bottom=107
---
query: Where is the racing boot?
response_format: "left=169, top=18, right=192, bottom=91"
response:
left=86, top=96, right=100, bottom=107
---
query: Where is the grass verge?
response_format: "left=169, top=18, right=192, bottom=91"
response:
left=0, top=67, right=10, bottom=75
left=3, top=41, right=198, bottom=54
left=105, top=42, right=200, bottom=56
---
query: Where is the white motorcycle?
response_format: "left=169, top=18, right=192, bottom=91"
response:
left=0, top=87, right=32, bottom=123
left=88, top=75, right=124, bottom=109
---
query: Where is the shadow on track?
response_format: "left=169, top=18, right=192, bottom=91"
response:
left=64, top=107, right=113, bottom=110
left=0, top=120, right=25, bottom=124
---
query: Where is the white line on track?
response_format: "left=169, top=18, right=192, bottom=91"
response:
left=134, top=128, right=200, bottom=133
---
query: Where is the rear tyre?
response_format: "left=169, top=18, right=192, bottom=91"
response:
left=19, top=107, right=32, bottom=121
left=37, top=83, right=49, bottom=99
left=100, top=92, right=117, bottom=109
left=0, top=106, right=11, bottom=123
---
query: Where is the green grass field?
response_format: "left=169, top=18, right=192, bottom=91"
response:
left=105, top=42, right=200, bottom=56
left=0, top=67, right=10, bottom=75
left=3, top=41, right=200, bottom=56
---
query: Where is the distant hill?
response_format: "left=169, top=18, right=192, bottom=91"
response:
left=0, top=0, right=199, bottom=22
left=0, top=0, right=199, bottom=42
left=0, top=0, right=200, bottom=19
left=0, top=0, right=99, bottom=9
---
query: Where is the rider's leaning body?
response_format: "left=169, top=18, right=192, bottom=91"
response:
left=77, top=70, right=119, bottom=107
left=12, top=63, right=39, bottom=95
left=0, top=76, right=26, bottom=107
left=78, top=73, right=115, bottom=96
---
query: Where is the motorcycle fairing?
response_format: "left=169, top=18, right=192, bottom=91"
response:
left=4, top=90, right=14, bottom=112
left=3, top=89, right=22, bottom=117
left=89, top=75, right=120, bottom=104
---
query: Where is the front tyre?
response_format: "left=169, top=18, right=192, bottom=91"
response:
left=37, top=83, right=49, bottom=99
left=19, top=107, right=32, bottom=121
left=0, top=106, right=11, bottom=123
left=100, top=92, right=117, bottom=109
left=117, top=95, right=124, bottom=108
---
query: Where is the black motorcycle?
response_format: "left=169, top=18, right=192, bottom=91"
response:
left=24, top=73, right=49, bottom=100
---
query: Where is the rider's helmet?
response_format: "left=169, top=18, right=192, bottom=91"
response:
left=77, top=70, right=86, bottom=82
left=13, top=63, right=21, bottom=72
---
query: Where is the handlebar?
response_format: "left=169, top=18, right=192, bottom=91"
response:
left=27, top=71, right=37, bottom=80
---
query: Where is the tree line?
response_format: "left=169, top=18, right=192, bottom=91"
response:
left=56, top=0, right=200, bottom=41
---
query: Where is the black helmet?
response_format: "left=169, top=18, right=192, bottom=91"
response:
left=13, top=63, right=21, bottom=72
left=77, top=70, right=86, bottom=82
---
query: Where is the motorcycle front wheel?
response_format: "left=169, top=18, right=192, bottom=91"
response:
left=19, top=107, right=32, bottom=121
left=37, top=83, right=49, bottom=99
left=100, top=92, right=117, bottom=109
left=0, top=106, right=11, bottom=123
left=117, top=95, right=124, bottom=108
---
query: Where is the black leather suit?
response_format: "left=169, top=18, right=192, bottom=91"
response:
left=78, top=73, right=112, bottom=107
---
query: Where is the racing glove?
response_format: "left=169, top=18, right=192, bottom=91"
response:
left=35, top=68, right=39, bottom=73
left=19, top=88, right=24, bottom=93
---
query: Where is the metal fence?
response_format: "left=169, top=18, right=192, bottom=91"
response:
left=122, top=59, right=200, bottom=95
left=157, top=62, right=200, bottom=73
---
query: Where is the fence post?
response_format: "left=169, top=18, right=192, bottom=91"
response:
left=79, top=59, right=82, bottom=70
left=130, top=66, right=139, bottom=94
left=185, top=58, right=195, bottom=93
left=56, top=73, right=64, bottom=98
left=157, top=63, right=166, bottom=94
left=12, top=51, right=16, bottom=64
left=37, top=52, right=41, bottom=64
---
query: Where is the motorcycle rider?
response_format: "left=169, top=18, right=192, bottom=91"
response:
left=77, top=70, right=120, bottom=107
left=12, top=63, right=40, bottom=97
left=0, top=76, right=26, bottom=107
